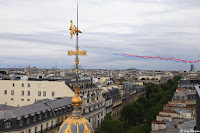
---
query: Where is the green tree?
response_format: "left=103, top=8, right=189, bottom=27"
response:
left=127, top=123, right=151, bottom=133
left=95, top=114, right=125, bottom=133
left=161, top=82, right=171, bottom=91
left=121, top=103, right=138, bottom=126
left=137, top=97, right=152, bottom=112
left=132, top=101, right=144, bottom=121
left=144, top=82, right=162, bottom=98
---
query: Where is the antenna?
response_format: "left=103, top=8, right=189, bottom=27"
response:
left=77, top=2, right=78, bottom=30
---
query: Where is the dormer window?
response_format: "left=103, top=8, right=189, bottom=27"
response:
left=50, top=111, right=52, bottom=117
left=19, top=120, right=23, bottom=126
left=27, top=118, right=30, bottom=124
left=44, top=113, right=48, bottom=118
left=5, top=122, right=11, bottom=128
left=33, top=115, right=37, bottom=122
left=39, top=114, right=42, bottom=120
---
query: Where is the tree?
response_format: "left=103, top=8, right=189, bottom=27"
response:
left=145, top=106, right=159, bottom=123
left=95, top=114, right=125, bottom=133
left=144, top=82, right=162, bottom=98
left=132, top=101, right=144, bottom=122
left=127, top=123, right=151, bottom=133
left=121, top=103, right=138, bottom=126
left=137, top=97, right=152, bottom=112
left=161, top=82, right=171, bottom=91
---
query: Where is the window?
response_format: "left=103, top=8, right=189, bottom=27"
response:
left=27, top=99, right=30, bottom=101
left=4, top=90, right=7, bottom=95
left=61, top=117, right=63, bottom=122
left=65, top=116, right=67, bottom=120
left=41, top=125, right=43, bottom=131
left=33, top=115, right=37, bottom=122
left=5, top=122, right=11, bottom=128
left=97, top=97, right=98, bottom=100
left=52, top=91, right=55, bottom=97
left=21, top=91, right=24, bottom=96
left=46, top=123, right=48, bottom=128
left=43, top=91, right=46, bottom=96
left=11, top=90, right=14, bottom=95
left=28, top=83, right=30, bottom=87
left=58, top=119, right=60, bottom=124
left=19, top=120, right=23, bottom=126
left=50, top=111, right=52, bottom=117
left=22, top=83, right=24, bottom=87
left=39, top=114, right=42, bottom=120
left=45, top=113, right=47, bottom=118
left=35, top=127, right=37, bottom=133
left=83, top=109, right=85, bottom=114
left=51, top=121, right=53, bottom=126
left=21, top=99, right=24, bottom=101
left=27, top=91, right=30, bottom=96
left=13, top=83, right=15, bottom=87
left=28, top=129, right=31, bottom=133
left=11, top=98, right=14, bottom=100
left=87, top=99, right=89, bottom=103
left=38, top=91, right=41, bottom=96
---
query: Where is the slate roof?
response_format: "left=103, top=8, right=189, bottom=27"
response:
left=151, top=129, right=179, bottom=133
left=179, top=120, right=196, bottom=132
left=0, top=97, right=72, bottom=119
left=0, top=104, right=16, bottom=111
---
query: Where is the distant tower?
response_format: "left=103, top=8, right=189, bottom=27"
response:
left=191, top=64, right=194, bottom=72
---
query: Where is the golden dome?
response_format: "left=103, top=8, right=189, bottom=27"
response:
left=58, top=116, right=94, bottom=133
left=58, top=85, right=94, bottom=133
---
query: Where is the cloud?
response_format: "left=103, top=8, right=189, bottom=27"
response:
left=0, top=0, right=200, bottom=70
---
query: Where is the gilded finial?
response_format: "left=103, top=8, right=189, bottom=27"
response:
left=69, top=20, right=82, bottom=39
left=68, top=18, right=86, bottom=107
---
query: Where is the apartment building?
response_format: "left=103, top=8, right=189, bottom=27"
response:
left=0, top=80, right=74, bottom=107
left=0, top=98, right=73, bottom=133
left=66, top=79, right=106, bottom=129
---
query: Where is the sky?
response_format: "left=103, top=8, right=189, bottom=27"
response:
left=0, top=0, right=200, bottom=70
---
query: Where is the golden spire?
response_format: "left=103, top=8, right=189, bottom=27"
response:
left=58, top=3, right=94, bottom=133
left=68, top=2, right=86, bottom=108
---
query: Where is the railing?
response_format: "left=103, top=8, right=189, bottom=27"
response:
left=36, top=123, right=62, bottom=133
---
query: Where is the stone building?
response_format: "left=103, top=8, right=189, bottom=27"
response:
left=0, top=98, right=73, bottom=133
left=0, top=80, right=74, bottom=107
left=66, top=79, right=106, bottom=129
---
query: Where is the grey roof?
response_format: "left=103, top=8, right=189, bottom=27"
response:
left=181, top=109, right=192, bottom=113
left=179, top=120, right=196, bottom=132
left=0, top=97, right=72, bottom=119
left=151, top=129, right=179, bottom=133
left=164, top=120, right=175, bottom=129
left=0, top=104, right=16, bottom=111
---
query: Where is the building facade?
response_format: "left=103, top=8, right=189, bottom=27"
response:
left=0, top=80, right=74, bottom=107
left=66, top=79, right=106, bottom=129
left=0, top=98, right=73, bottom=133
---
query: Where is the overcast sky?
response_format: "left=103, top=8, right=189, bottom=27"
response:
left=0, top=0, right=200, bottom=70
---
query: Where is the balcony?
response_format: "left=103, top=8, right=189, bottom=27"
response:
left=36, top=123, right=62, bottom=133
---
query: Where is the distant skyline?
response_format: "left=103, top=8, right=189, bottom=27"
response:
left=0, top=0, right=200, bottom=71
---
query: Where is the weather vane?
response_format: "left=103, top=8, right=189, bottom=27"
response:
left=68, top=2, right=86, bottom=76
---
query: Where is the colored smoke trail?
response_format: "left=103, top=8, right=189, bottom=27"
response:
left=114, top=54, right=200, bottom=64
